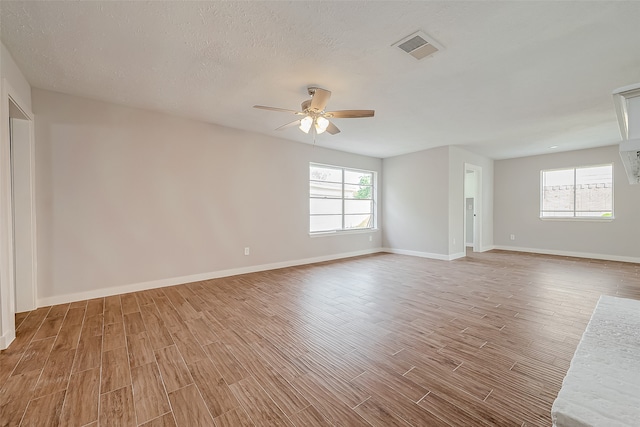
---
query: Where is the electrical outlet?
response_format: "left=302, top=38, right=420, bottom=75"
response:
left=510, top=234, right=515, bottom=241
left=244, top=247, right=250, bottom=255
left=453, top=238, right=456, bottom=245
left=369, top=235, right=373, bottom=242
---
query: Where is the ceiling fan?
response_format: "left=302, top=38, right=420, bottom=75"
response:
left=253, top=87, right=374, bottom=136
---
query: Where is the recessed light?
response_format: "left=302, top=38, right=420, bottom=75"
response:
left=549, top=145, right=559, bottom=149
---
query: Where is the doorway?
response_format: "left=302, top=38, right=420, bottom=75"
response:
left=465, top=197, right=474, bottom=247
left=10, top=100, right=37, bottom=313
left=0, top=82, right=37, bottom=350
left=464, top=164, right=482, bottom=253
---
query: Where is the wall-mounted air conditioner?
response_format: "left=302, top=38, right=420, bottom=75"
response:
left=618, top=139, right=640, bottom=184
left=613, top=83, right=640, bottom=184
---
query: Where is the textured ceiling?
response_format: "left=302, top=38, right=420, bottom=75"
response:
left=2, top=1, right=640, bottom=159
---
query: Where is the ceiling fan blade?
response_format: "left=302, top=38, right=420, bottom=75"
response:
left=325, top=110, right=375, bottom=118
left=309, top=88, right=331, bottom=111
left=326, top=121, right=340, bottom=135
left=275, top=119, right=301, bottom=131
left=253, top=105, right=303, bottom=115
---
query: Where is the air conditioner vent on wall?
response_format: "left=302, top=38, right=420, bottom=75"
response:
left=613, top=83, right=640, bottom=184
left=619, top=141, right=640, bottom=184
left=393, top=31, right=442, bottom=60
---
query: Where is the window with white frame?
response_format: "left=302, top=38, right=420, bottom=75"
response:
left=540, top=164, right=613, bottom=218
left=309, top=163, right=375, bottom=233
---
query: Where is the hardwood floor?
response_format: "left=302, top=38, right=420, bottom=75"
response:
left=1, top=250, right=639, bottom=426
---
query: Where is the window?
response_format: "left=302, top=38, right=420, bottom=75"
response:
left=309, top=163, right=375, bottom=233
left=540, top=164, right=613, bottom=218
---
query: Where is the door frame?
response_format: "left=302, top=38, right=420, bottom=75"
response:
left=1, top=78, right=37, bottom=349
left=463, top=163, right=482, bottom=253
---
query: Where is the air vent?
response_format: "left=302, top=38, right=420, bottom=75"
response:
left=393, top=31, right=442, bottom=60
left=613, top=83, right=640, bottom=184
left=619, top=140, right=640, bottom=184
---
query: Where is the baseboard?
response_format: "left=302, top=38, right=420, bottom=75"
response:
left=382, top=247, right=464, bottom=261
left=36, top=248, right=385, bottom=307
left=0, top=329, right=15, bottom=351
left=492, top=245, right=640, bottom=264
left=465, top=244, right=495, bottom=253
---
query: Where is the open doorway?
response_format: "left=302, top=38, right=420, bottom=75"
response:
left=1, top=81, right=37, bottom=350
left=10, top=99, right=37, bottom=313
left=464, top=164, right=482, bottom=253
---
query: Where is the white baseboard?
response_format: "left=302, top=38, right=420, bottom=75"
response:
left=464, top=245, right=495, bottom=253
left=492, top=245, right=640, bottom=264
left=36, top=248, right=384, bottom=307
left=42, top=244, right=632, bottom=308
left=0, top=329, right=15, bottom=350
left=382, top=247, right=465, bottom=261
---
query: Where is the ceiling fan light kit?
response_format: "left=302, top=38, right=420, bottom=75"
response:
left=299, top=116, right=313, bottom=133
left=299, top=115, right=330, bottom=135
left=316, top=116, right=329, bottom=133
left=253, top=86, right=374, bottom=138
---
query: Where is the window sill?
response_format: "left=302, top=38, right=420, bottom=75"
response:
left=309, top=228, right=379, bottom=238
left=539, top=217, right=614, bottom=222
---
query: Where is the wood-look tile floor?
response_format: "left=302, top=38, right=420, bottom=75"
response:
left=2, top=250, right=639, bottom=426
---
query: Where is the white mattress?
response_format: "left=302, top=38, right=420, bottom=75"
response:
left=551, top=295, right=640, bottom=427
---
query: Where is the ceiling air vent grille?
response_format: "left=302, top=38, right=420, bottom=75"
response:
left=393, top=31, right=442, bottom=60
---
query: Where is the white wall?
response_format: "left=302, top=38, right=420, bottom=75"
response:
left=381, top=145, right=493, bottom=260
left=494, top=145, right=640, bottom=262
left=34, top=89, right=382, bottom=305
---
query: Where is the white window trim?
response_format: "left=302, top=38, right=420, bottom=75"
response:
left=539, top=217, right=614, bottom=222
left=309, top=228, right=379, bottom=238
left=309, top=163, right=377, bottom=235
left=539, top=163, right=614, bottom=220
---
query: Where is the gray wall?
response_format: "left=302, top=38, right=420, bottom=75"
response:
left=382, top=146, right=450, bottom=256
left=30, top=84, right=638, bottom=307
left=494, top=145, right=640, bottom=261
left=382, top=145, right=493, bottom=259
left=34, top=89, right=382, bottom=304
